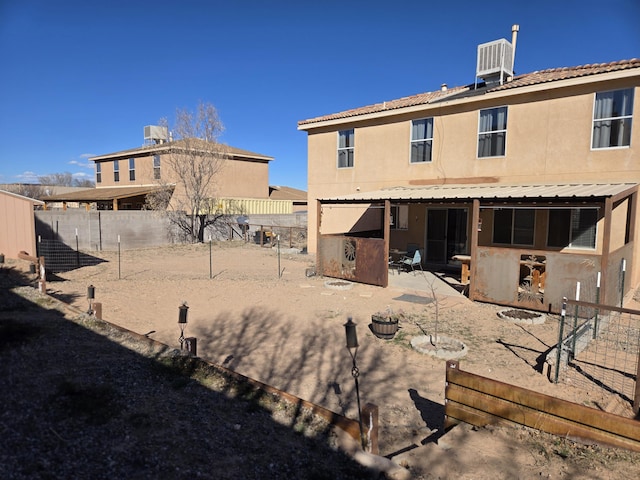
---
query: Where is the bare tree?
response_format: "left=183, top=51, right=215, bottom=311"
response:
left=146, top=101, right=230, bottom=243
left=39, top=172, right=74, bottom=186
left=3, top=183, right=46, bottom=200
left=38, top=172, right=95, bottom=188
left=74, top=178, right=95, bottom=188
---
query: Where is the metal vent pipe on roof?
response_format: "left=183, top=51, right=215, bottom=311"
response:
left=511, top=24, right=520, bottom=72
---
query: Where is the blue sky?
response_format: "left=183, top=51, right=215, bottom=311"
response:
left=0, top=0, right=638, bottom=191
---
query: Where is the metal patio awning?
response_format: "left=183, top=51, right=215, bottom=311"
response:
left=319, top=182, right=638, bottom=203
left=43, top=185, right=171, bottom=202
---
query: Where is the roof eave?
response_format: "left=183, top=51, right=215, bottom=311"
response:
left=298, top=67, right=640, bottom=131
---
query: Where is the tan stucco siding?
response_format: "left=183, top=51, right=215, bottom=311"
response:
left=216, top=159, right=269, bottom=199
left=95, top=154, right=269, bottom=199
left=306, top=82, right=640, bottom=253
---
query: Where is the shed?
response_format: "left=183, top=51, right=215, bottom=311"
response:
left=0, top=190, right=44, bottom=259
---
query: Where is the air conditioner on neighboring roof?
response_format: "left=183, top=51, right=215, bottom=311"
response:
left=476, top=38, right=513, bottom=83
left=144, top=125, right=168, bottom=143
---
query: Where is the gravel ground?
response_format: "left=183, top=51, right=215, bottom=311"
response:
left=3, top=244, right=640, bottom=480
left=0, top=268, right=374, bottom=480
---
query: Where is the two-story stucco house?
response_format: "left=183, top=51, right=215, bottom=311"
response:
left=43, top=126, right=298, bottom=214
left=88, top=135, right=274, bottom=212
left=298, top=40, right=639, bottom=312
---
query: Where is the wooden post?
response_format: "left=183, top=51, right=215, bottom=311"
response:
left=93, top=302, right=102, bottom=320
left=38, top=256, right=46, bottom=293
left=634, top=348, right=640, bottom=418
left=362, top=403, right=379, bottom=455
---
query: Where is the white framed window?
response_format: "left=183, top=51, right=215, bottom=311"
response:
left=478, top=106, right=508, bottom=157
left=547, top=208, right=598, bottom=249
left=411, top=118, right=433, bottom=163
left=114, top=160, right=120, bottom=182
left=153, top=155, right=161, bottom=180
left=96, top=163, right=102, bottom=183
left=390, top=205, right=409, bottom=230
left=129, top=158, right=135, bottom=181
left=337, top=129, right=354, bottom=168
left=592, top=88, right=634, bottom=149
left=492, top=208, right=535, bottom=245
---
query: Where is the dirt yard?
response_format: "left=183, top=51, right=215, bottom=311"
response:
left=39, top=242, right=640, bottom=478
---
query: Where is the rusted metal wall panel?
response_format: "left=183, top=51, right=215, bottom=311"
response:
left=474, top=247, right=520, bottom=304
left=473, top=246, right=608, bottom=312
left=605, top=243, right=635, bottom=306
left=317, top=234, right=387, bottom=287
left=544, top=252, right=600, bottom=308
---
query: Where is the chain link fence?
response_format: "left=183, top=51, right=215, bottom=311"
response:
left=37, top=238, right=106, bottom=273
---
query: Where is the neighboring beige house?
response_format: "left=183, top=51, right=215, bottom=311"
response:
left=0, top=190, right=44, bottom=259
left=44, top=132, right=303, bottom=215
left=269, top=185, right=308, bottom=212
left=298, top=47, right=640, bottom=311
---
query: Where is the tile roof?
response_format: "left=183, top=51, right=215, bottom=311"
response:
left=90, top=139, right=273, bottom=162
left=298, top=59, right=640, bottom=127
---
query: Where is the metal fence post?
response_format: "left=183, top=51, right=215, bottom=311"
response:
left=554, top=297, right=567, bottom=383
left=571, top=282, right=580, bottom=360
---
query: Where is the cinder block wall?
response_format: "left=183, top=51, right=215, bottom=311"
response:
left=35, top=211, right=307, bottom=251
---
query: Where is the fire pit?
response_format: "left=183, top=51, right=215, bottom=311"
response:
left=497, top=309, right=546, bottom=325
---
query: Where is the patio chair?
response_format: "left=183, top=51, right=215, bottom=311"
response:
left=389, top=255, right=402, bottom=274
left=401, top=249, right=423, bottom=273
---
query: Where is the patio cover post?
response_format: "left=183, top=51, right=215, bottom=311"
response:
left=383, top=200, right=390, bottom=288
left=316, top=199, right=322, bottom=271
left=599, top=196, right=613, bottom=307
left=469, top=199, right=480, bottom=301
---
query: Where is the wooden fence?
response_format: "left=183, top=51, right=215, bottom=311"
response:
left=445, top=360, right=640, bottom=452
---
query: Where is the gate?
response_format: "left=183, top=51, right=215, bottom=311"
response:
left=550, top=298, right=640, bottom=415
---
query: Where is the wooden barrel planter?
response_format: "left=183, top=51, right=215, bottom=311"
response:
left=370, top=314, right=400, bottom=340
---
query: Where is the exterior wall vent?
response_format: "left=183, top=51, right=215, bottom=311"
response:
left=476, top=38, right=514, bottom=85
left=144, top=125, right=168, bottom=144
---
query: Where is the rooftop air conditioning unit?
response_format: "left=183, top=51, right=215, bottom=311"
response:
left=144, top=125, right=168, bottom=143
left=476, top=38, right=513, bottom=84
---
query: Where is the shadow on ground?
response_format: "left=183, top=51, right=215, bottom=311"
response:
left=0, top=266, right=371, bottom=480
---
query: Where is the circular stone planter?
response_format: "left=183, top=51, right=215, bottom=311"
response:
left=497, top=309, right=546, bottom=325
left=411, top=335, right=468, bottom=360
left=324, top=280, right=354, bottom=291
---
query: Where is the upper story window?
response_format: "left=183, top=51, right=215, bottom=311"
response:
left=129, top=158, right=135, bottom=181
left=547, top=208, right=597, bottom=249
left=592, top=88, right=634, bottom=149
left=114, top=160, right=120, bottom=182
left=153, top=155, right=161, bottom=180
left=411, top=118, right=433, bottom=163
left=478, top=106, right=508, bottom=157
left=493, top=208, right=535, bottom=246
left=96, top=163, right=102, bottom=183
left=337, top=129, right=354, bottom=168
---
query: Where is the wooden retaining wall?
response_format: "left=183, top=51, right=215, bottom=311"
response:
left=445, top=360, right=640, bottom=452
left=56, top=296, right=378, bottom=454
